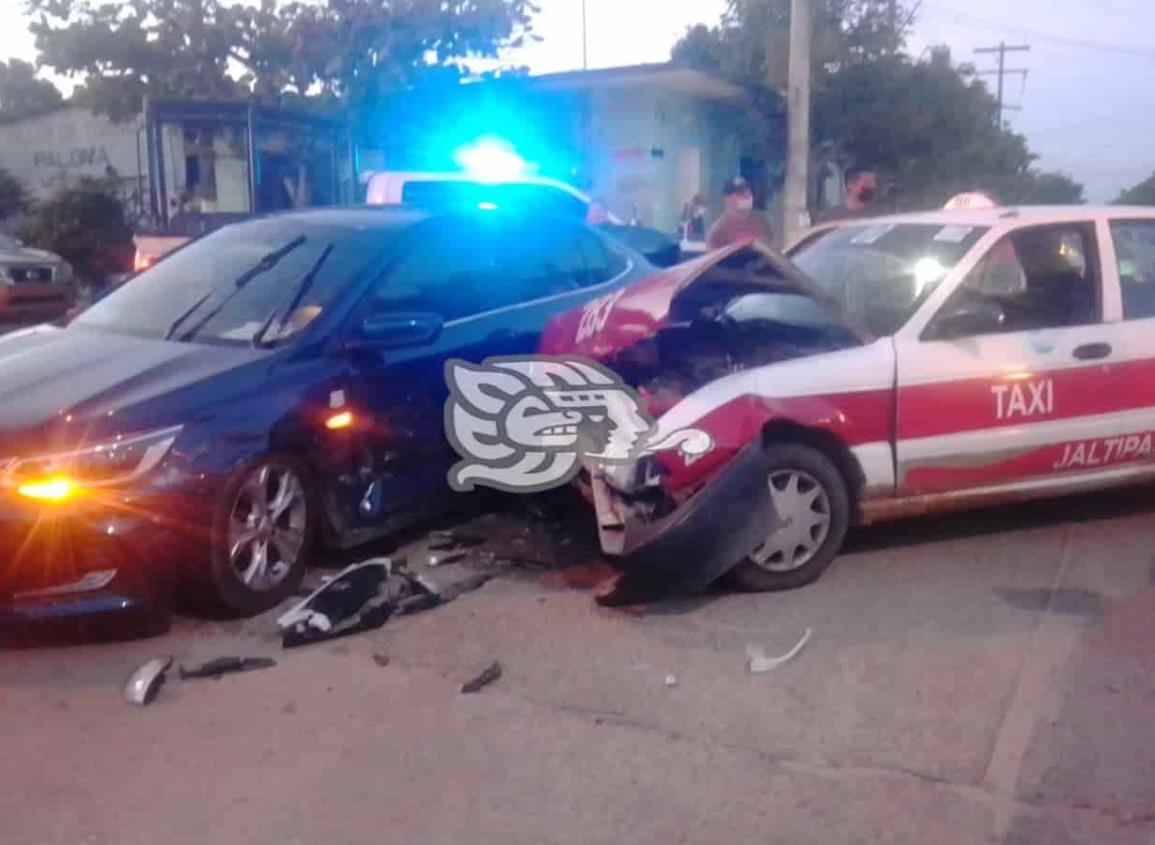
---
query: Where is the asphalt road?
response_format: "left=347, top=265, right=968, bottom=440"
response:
left=3, top=487, right=1155, bottom=845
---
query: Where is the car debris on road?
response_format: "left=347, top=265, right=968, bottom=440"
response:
left=746, top=628, right=812, bottom=674
left=124, top=656, right=174, bottom=706
left=426, top=549, right=469, bottom=567
left=278, top=558, right=437, bottom=648
left=179, top=656, right=277, bottom=680
left=426, top=530, right=486, bottom=551
left=277, top=557, right=492, bottom=648
left=461, top=661, right=503, bottom=694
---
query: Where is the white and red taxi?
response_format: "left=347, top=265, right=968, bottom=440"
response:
left=541, top=201, right=1155, bottom=597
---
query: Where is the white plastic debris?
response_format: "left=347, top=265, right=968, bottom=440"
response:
left=746, top=628, right=812, bottom=674
left=664, top=674, right=678, bottom=687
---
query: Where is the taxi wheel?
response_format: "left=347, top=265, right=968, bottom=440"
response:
left=199, top=454, right=319, bottom=618
left=727, top=443, right=850, bottom=593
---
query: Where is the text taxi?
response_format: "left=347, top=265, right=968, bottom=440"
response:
left=541, top=199, right=1155, bottom=597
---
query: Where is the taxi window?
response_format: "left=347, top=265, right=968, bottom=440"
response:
left=1110, top=220, right=1155, bottom=319
left=790, top=222, right=988, bottom=336
left=934, top=224, right=1100, bottom=336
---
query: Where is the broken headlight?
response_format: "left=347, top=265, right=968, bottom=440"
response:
left=2, top=426, right=182, bottom=500
left=601, top=454, right=664, bottom=494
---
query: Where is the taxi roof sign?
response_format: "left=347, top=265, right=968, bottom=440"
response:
left=943, top=191, right=999, bottom=210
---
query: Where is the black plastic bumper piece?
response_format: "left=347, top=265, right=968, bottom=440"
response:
left=601, top=442, right=775, bottom=604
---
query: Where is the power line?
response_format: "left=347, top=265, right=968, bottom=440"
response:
left=923, top=4, right=1155, bottom=62
left=974, top=42, right=1029, bottom=128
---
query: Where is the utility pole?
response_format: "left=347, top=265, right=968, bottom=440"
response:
left=974, top=42, right=1030, bottom=128
left=581, top=0, right=589, bottom=70
left=784, top=0, right=812, bottom=245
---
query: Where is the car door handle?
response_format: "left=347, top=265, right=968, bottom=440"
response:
left=487, top=329, right=517, bottom=342
left=1073, top=342, right=1112, bottom=361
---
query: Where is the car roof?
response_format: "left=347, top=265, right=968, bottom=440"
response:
left=262, top=205, right=433, bottom=230
left=366, top=170, right=592, bottom=199
left=828, top=205, right=1155, bottom=228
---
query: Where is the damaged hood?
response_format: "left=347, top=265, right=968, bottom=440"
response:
left=541, top=239, right=870, bottom=360
left=0, top=324, right=273, bottom=449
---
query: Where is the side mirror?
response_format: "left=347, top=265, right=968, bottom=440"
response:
left=357, top=311, right=443, bottom=349
left=927, top=297, right=1006, bottom=340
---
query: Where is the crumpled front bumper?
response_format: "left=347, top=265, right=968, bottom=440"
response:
left=587, top=441, right=776, bottom=596
left=0, top=493, right=183, bottom=631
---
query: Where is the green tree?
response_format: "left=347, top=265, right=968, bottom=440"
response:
left=20, top=177, right=134, bottom=285
left=1003, top=170, right=1084, bottom=205
left=1116, top=172, right=1155, bottom=205
left=0, top=168, right=26, bottom=221
left=673, top=3, right=1084, bottom=209
left=27, top=0, right=537, bottom=121
left=0, top=58, right=64, bottom=123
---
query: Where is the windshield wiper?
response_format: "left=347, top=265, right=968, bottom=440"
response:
left=251, top=244, right=334, bottom=348
left=164, top=291, right=214, bottom=341
left=175, top=236, right=307, bottom=343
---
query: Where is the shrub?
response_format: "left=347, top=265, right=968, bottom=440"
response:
left=0, top=167, right=25, bottom=221
left=21, top=177, right=134, bottom=286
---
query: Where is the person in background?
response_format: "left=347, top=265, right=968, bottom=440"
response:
left=813, top=165, right=880, bottom=224
left=706, top=177, right=774, bottom=250
left=586, top=199, right=610, bottom=226
left=681, top=193, right=708, bottom=241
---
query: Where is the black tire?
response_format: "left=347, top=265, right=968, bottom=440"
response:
left=196, top=453, right=319, bottom=617
left=726, top=442, right=850, bottom=593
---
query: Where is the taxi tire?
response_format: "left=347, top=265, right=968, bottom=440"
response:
left=196, top=453, right=319, bottom=618
left=726, top=443, right=850, bottom=593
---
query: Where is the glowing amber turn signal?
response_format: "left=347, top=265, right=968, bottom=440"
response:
left=325, top=411, right=354, bottom=431
left=17, top=477, right=78, bottom=502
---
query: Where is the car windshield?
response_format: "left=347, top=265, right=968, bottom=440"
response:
left=75, top=218, right=394, bottom=346
left=790, top=221, right=989, bottom=336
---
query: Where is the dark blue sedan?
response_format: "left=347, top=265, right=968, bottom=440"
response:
left=0, top=207, right=650, bottom=619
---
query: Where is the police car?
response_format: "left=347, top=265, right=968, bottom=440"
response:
left=541, top=195, right=1155, bottom=597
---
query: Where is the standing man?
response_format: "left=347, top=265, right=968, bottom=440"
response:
left=706, top=177, right=775, bottom=250
left=813, top=165, right=880, bottom=224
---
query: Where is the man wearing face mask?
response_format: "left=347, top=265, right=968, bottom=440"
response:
left=813, top=165, right=881, bottom=224
left=706, top=176, right=775, bottom=250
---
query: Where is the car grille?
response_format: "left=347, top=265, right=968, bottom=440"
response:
left=8, top=266, right=54, bottom=284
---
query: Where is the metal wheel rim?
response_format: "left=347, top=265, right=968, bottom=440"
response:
left=227, top=462, right=308, bottom=593
left=749, top=469, right=832, bottom=573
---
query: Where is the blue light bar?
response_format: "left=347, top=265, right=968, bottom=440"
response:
left=453, top=137, right=528, bottom=183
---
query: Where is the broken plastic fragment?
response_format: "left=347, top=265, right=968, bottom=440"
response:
left=461, top=661, right=502, bottom=693
left=746, top=628, right=812, bottom=674
left=179, top=656, right=276, bottom=680
left=125, top=656, right=173, bottom=706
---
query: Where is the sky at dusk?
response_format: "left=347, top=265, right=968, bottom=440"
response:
left=0, top=0, right=1151, bottom=200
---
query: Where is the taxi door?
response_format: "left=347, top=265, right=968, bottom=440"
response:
left=893, top=220, right=1125, bottom=496
left=1099, top=215, right=1155, bottom=468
